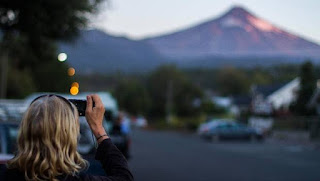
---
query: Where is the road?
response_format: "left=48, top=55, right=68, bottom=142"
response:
left=86, top=129, right=320, bottom=181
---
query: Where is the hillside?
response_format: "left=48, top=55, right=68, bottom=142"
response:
left=59, top=29, right=164, bottom=73
left=59, top=6, right=320, bottom=73
left=145, top=6, right=320, bottom=59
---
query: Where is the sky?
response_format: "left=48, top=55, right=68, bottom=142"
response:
left=90, top=0, right=320, bottom=44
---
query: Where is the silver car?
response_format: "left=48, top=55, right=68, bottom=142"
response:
left=198, top=119, right=263, bottom=141
left=0, top=122, right=19, bottom=164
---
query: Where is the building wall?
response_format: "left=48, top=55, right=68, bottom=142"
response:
left=267, top=78, right=300, bottom=110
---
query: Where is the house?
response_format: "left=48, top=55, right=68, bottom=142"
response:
left=229, top=95, right=252, bottom=118
left=251, top=78, right=300, bottom=115
left=211, top=96, right=232, bottom=109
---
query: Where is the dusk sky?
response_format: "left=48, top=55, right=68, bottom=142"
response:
left=91, top=0, right=320, bottom=44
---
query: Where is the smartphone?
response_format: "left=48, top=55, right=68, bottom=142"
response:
left=69, top=99, right=87, bottom=116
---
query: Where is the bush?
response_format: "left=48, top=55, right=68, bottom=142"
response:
left=273, top=116, right=317, bottom=130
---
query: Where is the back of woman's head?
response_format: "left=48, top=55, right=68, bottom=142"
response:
left=7, top=95, right=87, bottom=181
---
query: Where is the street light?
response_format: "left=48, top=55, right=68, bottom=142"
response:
left=71, top=82, right=79, bottom=88
left=70, top=86, right=79, bottom=95
left=58, top=53, right=67, bottom=62
left=68, top=67, right=75, bottom=76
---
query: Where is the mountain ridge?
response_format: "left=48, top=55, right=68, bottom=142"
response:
left=145, top=6, right=320, bottom=59
left=59, top=29, right=164, bottom=73
left=59, top=6, right=320, bottom=73
left=145, top=6, right=318, bottom=44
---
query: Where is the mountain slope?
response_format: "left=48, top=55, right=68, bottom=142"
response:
left=145, top=6, right=320, bottom=59
left=59, top=30, right=164, bottom=73
left=59, top=7, right=320, bottom=74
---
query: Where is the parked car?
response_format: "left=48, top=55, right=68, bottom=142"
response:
left=0, top=121, right=19, bottom=164
left=132, top=116, right=148, bottom=128
left=0, top=104, right=24, bottom=122
left=198, top=119, right=263, bottom=141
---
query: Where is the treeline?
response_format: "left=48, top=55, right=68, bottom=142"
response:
left=77, top=62, right=319, bottom=118
left=185, top=64, right=305, bottom=96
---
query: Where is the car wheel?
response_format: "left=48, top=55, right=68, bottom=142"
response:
left=255, top=135, right=264, bottom=143
left=249, top=134, right=259, bottom=142
left=250, top=134, right=257, bottom=142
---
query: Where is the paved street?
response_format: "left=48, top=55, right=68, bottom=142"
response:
left=129, top=129, right=320, bottom=181
left=86, top=129, right=320, bottom=181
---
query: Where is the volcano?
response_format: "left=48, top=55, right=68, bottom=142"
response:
left=60, top=6, right=320, bottom=73
left=145, top=6, right=320, bottom=59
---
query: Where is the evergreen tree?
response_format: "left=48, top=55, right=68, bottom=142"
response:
left=291, top=61, right=316, bottom=115
left=216, top=66, right=250, bottom=96
left=147, top=65, right=203, bottom=117
left=114, top=79, right=151, bottom=116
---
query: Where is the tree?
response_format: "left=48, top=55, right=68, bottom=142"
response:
left=114, top=79, right=151, bottom=116
left=0, top=0, right=105, bottom=97
left=148, top=65, right=203, bottom=117
left=250, top=68, right=272, bottom=85
left=201, top=99, right=226, bottom=115
left=5, top=36, right=72, bottom=92
left=291, top=61, right=316, bottom=115
left=0, top=0, right=103, bottom=42
left=174, top=81, right=203, bottom=116
left=5, top=65, right=36, bottom=98
left=216, top=67, right=250, bottom=96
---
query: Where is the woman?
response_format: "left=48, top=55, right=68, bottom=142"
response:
left=1, top=94, right=134, bottom=181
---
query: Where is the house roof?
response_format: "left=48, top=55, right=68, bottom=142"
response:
left=232, top=95, right=252, bottom=106
left=253, top=83, right=287, bottom=97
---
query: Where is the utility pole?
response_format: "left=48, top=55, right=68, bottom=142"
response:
left=0, top=52, right=8, bottom=99
left=166, top=80, right=173, bottom=124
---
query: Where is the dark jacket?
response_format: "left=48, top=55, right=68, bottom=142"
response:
left=0, top=139, right=134, bottom=181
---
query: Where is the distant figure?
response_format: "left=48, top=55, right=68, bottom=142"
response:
left=110, top=113, right=131, bottom=159
left=0, top=94, right=133, bottom=181
left=112, top=112, right=130, bottom=135
left=112, top=115, right=123, bottom=135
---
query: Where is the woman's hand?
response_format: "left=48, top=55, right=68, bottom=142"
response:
left=85, top=94, right=109, bottom=142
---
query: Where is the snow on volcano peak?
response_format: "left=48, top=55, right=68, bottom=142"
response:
left=247, top=16, right=279, bottom=32
left=221, top=16, right=244, bottom=28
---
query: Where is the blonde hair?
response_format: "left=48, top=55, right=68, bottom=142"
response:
left=7, top=95, right=88, bottom=181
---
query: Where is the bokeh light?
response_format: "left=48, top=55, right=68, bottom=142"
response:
left=70, top=86, right=79, bottom=95
left=58, top=53, right=67, bottom=62
left=71, top=82, right=79, bottom=88
left=68, top=67, right=75, bottom=76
